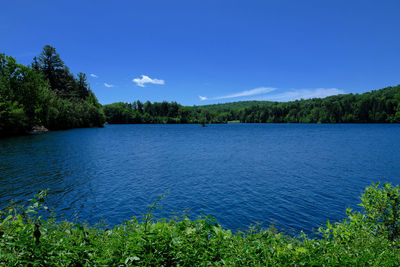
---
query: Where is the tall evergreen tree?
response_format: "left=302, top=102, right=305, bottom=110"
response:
left=77, top=72, right=89, bottom=98
left=38, top=45, right=64, bottom=90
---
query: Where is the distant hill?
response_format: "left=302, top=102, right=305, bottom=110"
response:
left=103, top=85, right=400, bottom=124
left=217, top=85, right=400, bottom=123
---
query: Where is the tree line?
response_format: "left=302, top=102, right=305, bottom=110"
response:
left=103, top=101, right=215, bottom=124
left=235, top=86, right=400, bottom=123
left=0, top=46, right=105, bottom=137
left=104, top=85, right=400, bottom=124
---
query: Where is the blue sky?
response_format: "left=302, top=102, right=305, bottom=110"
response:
left=2, top=0, right=400, bottom=105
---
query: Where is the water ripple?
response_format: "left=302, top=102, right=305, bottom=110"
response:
left=1, top=124, right=400, bottom=233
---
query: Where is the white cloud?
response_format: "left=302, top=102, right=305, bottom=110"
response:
left=261, top=88, right=344, bottom=102
left=216, top=87, right=277, bottom=99
left=199, top=87, right=277, bottom=101
left=133, top=75, right=165, bottom=87
left=90, top=73, right=98, bottom=78
left=104, top=83, right=115, bottom=88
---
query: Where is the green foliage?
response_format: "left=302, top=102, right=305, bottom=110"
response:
left=104, top=85, right=400, bottom=125
left=1, top=184, right=399, bottom=265
left=0, top=101, right=30, bottom=135
left=103, top=101, right=211, bottom=124
left=0, top=46, right=105, bottom=137
left=225, top=87, right=400, bottom=123
left=0, top=53, right=47, bottom=135
left=360, top=183, right=400, bottom=241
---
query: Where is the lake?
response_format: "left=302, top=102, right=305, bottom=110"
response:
left=1, top=124, right=400, bottom=233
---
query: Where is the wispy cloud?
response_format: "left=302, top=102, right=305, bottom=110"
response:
left=199, top=87, right=277, bottom=101
left=260, top=88, right=344, bottom=102
left=104, top=83, right=115, bottom=88
left=90, top=74, right=98, bottom=78
left=133, top=75, right=165, bottom=87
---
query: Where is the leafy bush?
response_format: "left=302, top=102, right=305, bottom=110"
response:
left=1, top=184, right=399, bottom=265
left=360, top=183, right=400, bottom=241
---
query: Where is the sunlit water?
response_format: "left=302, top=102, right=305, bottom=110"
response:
left=1, top=124, right=400, bottom=233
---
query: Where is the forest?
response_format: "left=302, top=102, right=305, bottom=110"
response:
left=103, top=101, right=207, bottom=124
left=104, top=85, right=400, bottom=124
left=0, top=46, right=105, bottom=137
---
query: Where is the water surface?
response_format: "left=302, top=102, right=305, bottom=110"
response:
left=1, top=124, right=399, bottom=233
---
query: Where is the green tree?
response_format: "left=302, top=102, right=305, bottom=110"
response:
left=77, top=72, right=89, bottom=98
left=38, top=45, right=65, bottom=90
left=1, top=48, right=105, bottom=136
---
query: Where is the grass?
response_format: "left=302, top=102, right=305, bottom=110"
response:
left=0, top=183, right=400, bottom=266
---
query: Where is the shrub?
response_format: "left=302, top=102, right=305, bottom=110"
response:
left=0, top=184, right=399, bottom=265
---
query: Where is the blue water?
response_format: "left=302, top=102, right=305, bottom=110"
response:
left=1, top=124, right=400, bottom=233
